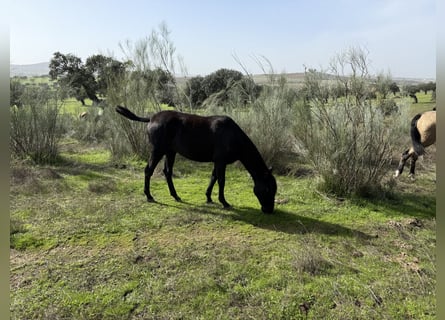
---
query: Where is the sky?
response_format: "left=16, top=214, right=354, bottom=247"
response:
left=9, top=0, right=436, bottom=79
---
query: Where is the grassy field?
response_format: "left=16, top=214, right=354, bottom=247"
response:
left=10, top=85, right=436, bottom=319
left=10, top=140, right=435, bottom=319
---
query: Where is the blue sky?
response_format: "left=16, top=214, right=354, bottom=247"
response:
left=10, top=0, right=436, bottom=78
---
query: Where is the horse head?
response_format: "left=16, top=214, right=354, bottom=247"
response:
left=253, top=169, right=277, bottom=214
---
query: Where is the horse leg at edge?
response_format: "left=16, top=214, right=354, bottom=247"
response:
left=216, top=164, right=231, bottom=209
left=206, top=167, right=217, bottom=203
left=394, top=149, right=411, bottom=177
left=408, top=153, right=418, bottom=180
left=144, top=151, right=163, bottom=202
left=164, top=152, right=181, bottom=202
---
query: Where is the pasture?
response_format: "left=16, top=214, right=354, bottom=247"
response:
left=10, top=79, right=436, bottom=319
left=11, top=143, right=435, bottom=318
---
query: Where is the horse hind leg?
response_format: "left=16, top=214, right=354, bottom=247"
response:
left=144, top=151, right=164, bottom=202
left=408, top=153, right=418, bottom=180
left=163, top=152, right=181, bottom=202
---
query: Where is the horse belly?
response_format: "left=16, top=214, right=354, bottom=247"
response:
left=175, top=140, right=215, bottom=162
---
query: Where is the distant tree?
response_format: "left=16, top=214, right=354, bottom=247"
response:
left=202, top=68, right=244, bottom=98
left=184, top=76, right=206, bottom=108
left=128, top=68, right=177, bottom=106
left=389, top=82, right=400, bottom=96
left=427, top=81, right=436, bottom=93
left=49, top=52, right=96, bottom=104
left=404, top=84, right=419, bottom=103
left=194, top=68, right=260, bottom=107
left=147, top=68, right=177, bottom=106
left=418, top=81, right=436, bottom=95
left=49, top=52, right=125, bottom=105
left=85, top=54, right=126, bottom=97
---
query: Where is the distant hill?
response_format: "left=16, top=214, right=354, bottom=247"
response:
left=10, top=62, right=50, bottom=77
left=10, top=63, right=434, bottom=86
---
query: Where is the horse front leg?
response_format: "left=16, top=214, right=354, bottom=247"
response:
left=164, top=152, right=181, bottom=202
left=394, top=149, right=411, bottom=177
left=144, top=151, right=163, bottom=202
left=206, top=167, right=217, bottom=203
left=216, top=164, right=231, bottom=209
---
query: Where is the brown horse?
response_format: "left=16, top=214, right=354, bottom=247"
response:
left=115, top=106, right=277, bottom=213
left=394, top=109, right=436, bottom=178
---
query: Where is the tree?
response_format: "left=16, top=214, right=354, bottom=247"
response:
left=183, top=76, right=205, bottom=108
left=49, top=52, right=124, bottom=105
left=389, top=82, right=400, bottom=96
left=146, top=68, right=177, bottom=106
left=202, top=69, right=243, bottom=98
left=85, top=54, right=126, bottom=97
left=418, top=81, right=436, bottom=95
left=404, top=84, right=419, bottom=103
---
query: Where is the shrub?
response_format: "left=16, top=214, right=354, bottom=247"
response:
left=207, top=75, right=297, bottom=172
left=72, top=107, right=107, bottom=143
left=10, top=86, right=64, bottom=164
left=293, top=47, right=409, bottom=197
left=105, top=23, right=182, bottom=161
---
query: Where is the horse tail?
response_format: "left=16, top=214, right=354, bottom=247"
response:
left=410, top=113, right=425, bottom=155
left=115, top=105, right=150, bottom=122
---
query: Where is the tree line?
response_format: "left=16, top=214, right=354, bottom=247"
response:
left=42, top=52, right=261, bottom=110
left=10, top=51, right=435, bottom=111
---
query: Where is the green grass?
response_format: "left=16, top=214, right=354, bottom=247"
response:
left=407, top=92, right=436, bottom=116
left=10, top=137, right=435, bottom=319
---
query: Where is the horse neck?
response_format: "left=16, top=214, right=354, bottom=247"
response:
left=239, top=138, right=269, bottom=181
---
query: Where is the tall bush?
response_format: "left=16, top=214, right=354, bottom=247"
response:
left=293, top=47, right=408, bottom=197
left=10, top=86, right=64, bottom=164
left=104, top=72, right=153, bottom=161
left=105, top=23, right=183, bottom=160
left=207, top=74, right=297, bottom=172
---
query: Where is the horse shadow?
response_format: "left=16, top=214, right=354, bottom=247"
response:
left=160, top=200, right=377, bottom=241
left=232, top=207, right=376, bottom=240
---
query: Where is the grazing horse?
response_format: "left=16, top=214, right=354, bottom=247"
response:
left=115, top=106, right=277, bottom=213
left=394, top=109, right=436, bottom=178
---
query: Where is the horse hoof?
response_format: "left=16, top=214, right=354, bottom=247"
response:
left=146, top=197, right=155, bottom=203
left=393, top=170, right=400, bottom=178
left=174, top=197, right=182, bottom=202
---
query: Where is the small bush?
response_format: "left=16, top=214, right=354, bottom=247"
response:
left=72, top=107, right=107, bottom=143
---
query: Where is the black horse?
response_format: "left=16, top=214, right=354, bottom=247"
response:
left=394, top=109, right=436, bottom=179
left=115, top=106, right=277, bottom=213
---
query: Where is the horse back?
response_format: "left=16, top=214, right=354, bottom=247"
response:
left=148, top=111, right=245, bottom=163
